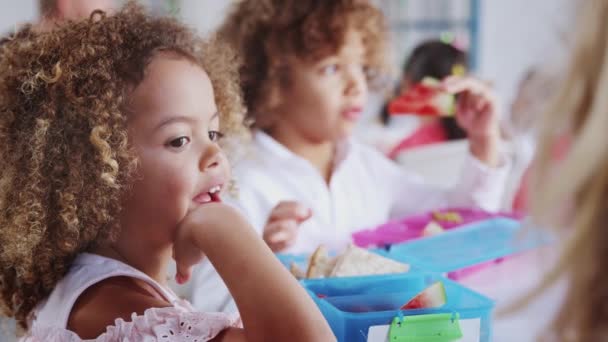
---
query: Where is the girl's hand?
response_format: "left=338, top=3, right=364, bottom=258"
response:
left=263, top=201, right=312, bottom=252
left=173, top=203, right=246, bottom=284
left=443, top=76, right=501, bottom=167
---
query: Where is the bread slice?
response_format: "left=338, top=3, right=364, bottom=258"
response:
left=289, top=262, right=306, bottom=279
left=329, top=245, right=410, bottom=277
left=305, top=245, right=336, bottom=278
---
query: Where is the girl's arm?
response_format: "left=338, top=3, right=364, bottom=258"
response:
left=174, top=203, right=335, bottom=342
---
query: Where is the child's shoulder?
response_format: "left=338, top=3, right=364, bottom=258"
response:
left=230, top=133, right=282, bottom=178
left=348, top=139, right=399, bottom=169
left=31, top=254, right=172, bottom=331
left=28, top=275, right=238, bottom=341
left=67, top=276, right=171, bottom=339
left=28, top=254, right=239, bottom=341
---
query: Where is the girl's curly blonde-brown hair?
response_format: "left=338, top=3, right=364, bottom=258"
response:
left=218, top=0, right=390, bottom=128
left=0, top=2, right=244, bottom=329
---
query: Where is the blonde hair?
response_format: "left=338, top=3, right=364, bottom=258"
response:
left=521, top=0, right=608, bottom=340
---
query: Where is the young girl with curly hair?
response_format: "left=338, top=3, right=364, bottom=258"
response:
left=0, top=3, right=334, bottom=341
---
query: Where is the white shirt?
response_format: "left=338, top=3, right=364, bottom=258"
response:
left=231, top=131, right=508, bottom=253
left=190, top=131, right=509, bottom=313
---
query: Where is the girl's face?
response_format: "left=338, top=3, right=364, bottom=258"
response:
left=270, top=30, right=369, bottom=143
left=122, top=53, right=230, bottom=245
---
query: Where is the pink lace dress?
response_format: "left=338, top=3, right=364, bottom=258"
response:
left=21, top=253, right=239, bottom=341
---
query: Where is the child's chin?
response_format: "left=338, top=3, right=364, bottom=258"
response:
left=311, top=124, right=354, bottom=143
left=336, top=124, right=355, bottom=139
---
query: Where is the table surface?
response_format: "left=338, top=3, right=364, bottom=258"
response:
left=459, top=246, right=566, bottom=342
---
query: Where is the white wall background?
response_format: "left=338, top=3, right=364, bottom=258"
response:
left=477, top=0, right=574, bottom=108
left=0, top=0, right=37, bottom=33
left=178, top=0, right=233, bottom=36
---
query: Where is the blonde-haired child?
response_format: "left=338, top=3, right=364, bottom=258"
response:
left=0, top=4, right=334, bottom=341
left=517, top=0, right=608, bottom=339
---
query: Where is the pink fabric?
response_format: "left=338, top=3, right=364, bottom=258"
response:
left=21, top=253, right=239, bottom=341
left=512, top=135, right=571, bottom=211
left=24, top=306, right=238, bottom=342
left=512, top=168, right=531, bottom=212
left=388, top=120, right=448, bottom=159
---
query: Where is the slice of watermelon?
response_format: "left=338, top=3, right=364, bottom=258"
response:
left=400, top=281, right=447, bottom=310
left=421, top=221, right=445, bottom=237
left=388, top=77, right=455, bottom=117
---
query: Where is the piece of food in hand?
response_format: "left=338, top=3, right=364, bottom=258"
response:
left=329, top=245, right=410, bottom=277
left=388, top=77, right=455, bottom=117
left=306, top=245, right=337, bottom=279
left=421, top=221, right=445, bottom=237
left=400, top=281, right=447, bottom=310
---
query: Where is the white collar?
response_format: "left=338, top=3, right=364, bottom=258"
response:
left=253, top=130, right=355, bottom=171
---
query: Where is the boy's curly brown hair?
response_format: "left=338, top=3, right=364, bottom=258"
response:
left=218, top=0, right=390, bottom=128
left=0, top=3, right=244, bottom=329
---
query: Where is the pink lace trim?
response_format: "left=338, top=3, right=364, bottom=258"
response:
left=23, top=306, right=240, bottom=342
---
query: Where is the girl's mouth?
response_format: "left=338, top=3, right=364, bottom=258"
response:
left=193, top=185, right=223, bottom=204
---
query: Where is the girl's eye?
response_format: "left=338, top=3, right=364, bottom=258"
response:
left=208, top=131, right=224, bottom=142
left=167, top=136, right=190, bottom=148
left=321, top=64, right=339, bottom=75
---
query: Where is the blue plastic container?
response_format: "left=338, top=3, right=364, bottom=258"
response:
left=388, top=218, right=548, bottom=275
left=276, top=218, right=549, bottom=341
left=302, top=272, right=494, bottom=342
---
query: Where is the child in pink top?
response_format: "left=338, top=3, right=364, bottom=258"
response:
left=387, top=120, right=448, bottom=158
left=383, top=40, right=468, bottom=158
